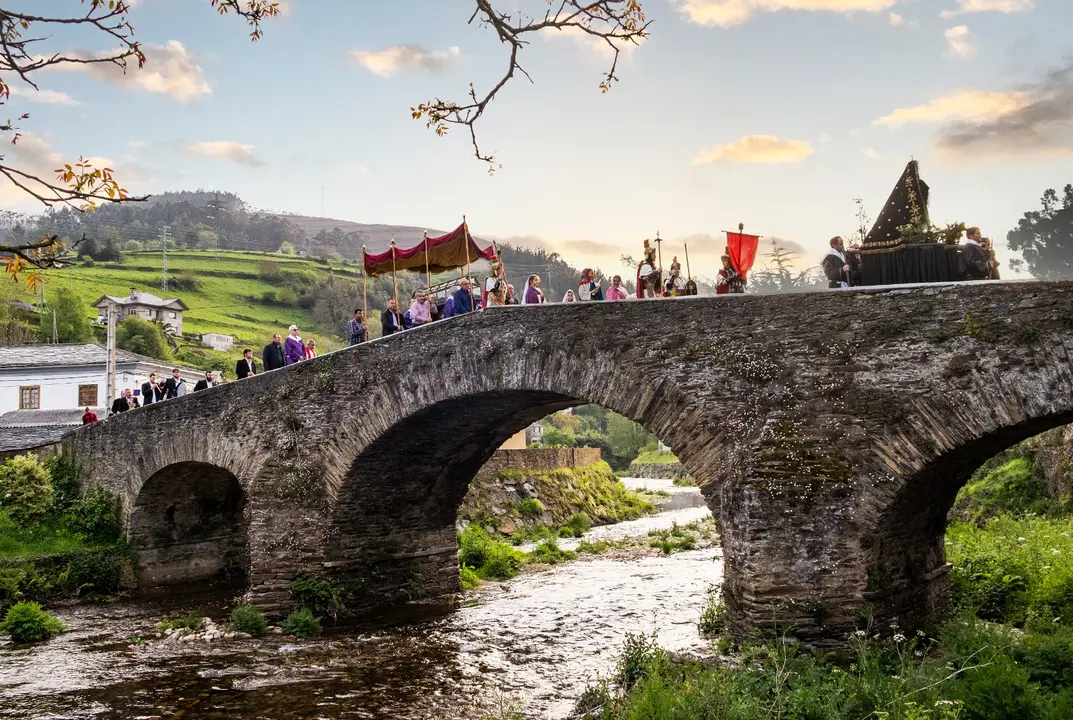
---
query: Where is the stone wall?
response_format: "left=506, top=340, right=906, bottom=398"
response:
left=61, top=281, right=1073, bottom=644
left=479, top=447, right=602, bottom=474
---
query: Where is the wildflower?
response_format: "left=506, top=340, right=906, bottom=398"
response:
left=854, top=630, right=867, bottom=638
left=1052, top=548, right=1061, bottom=555
left=893, top=633, right=906, bottom=643
left=1017, top=537, right=1026, bottom=542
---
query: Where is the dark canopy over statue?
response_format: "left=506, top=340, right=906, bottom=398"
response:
left=864, top=160, right=931, bottom=249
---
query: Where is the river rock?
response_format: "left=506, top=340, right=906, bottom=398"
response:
left=270, top=627, right=284, bottom=635
left=223, top=632, right=235, bottom=640
left=234, top=632, right=252, bottom=639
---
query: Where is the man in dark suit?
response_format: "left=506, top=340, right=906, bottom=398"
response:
left=141, top=373, right=163, bottom=405
left=193, top=370, right=215, bottom=392
left=262, top=333, right=286, bottom=371
left=235, top=348, right=257, bottom=379
left=110, top=389, right=132, bottom=415
left=381, top=298, right=402, bottom=336
left=162, top=368, right=187, bottom=398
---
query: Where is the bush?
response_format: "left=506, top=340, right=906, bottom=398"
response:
left=80, top=256, right=95, bottom=267
left=951, top=458, right=1060, bottom=525
left=459, top=564, right=481, bottom=590
left=1, top=601, right=66, bottom=643
left=458, top=525, right=523, bottom=581
left=115, top=315, right=169, bottom=359
left=517, top=498, right=544, bottom=519
left=278, top=288, right=298, bottom=306
left=282, top=608, right=321, bottom=638
left=230, top=604, right=267, bottom=637
left=169, top=272, right=203, bottom=292
left=0, top=454, right=54, bottom=528
left=697, top=589, right=725, bottom=637
left=43, top=453, right=81, bottom=513
left=529, top=539, right=576, bottom=565
left=559, top=513, right=591, bottom=538
left=289, top=574, right=347, bottom=619
left=67, top=487, right=120, bottom=542
left=123, top=240, right=144, bottom=253
left=157, top=615, right=204, bottom=631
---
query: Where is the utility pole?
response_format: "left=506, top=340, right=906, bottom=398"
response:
left=161, top=225, right=170, bottom=291
left=51, top=310, right=58, bottom=344
left=105, top=301, right=117, bottom=409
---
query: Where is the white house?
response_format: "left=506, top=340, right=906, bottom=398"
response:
left=202, top=333, right=234, bottom=352
left=93, top=287, right=189, bottom=336
left=0, top=343, right=201, bottom=414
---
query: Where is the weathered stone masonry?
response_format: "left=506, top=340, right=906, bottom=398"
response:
left=63, top=281, right=1073, bottom=644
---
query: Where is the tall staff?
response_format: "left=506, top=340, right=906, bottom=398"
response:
left=361, top=245, right=368, bottom=320
left=423, top=230, right=432, bottom=294
left=654, top=231, right=664, bottom=297
left=462, top=214, right=474, bottom=310
left=390, top=239, right=400, bottom=317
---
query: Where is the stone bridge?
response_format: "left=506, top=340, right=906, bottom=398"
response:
left=62, top=281, right=1073, bottom=644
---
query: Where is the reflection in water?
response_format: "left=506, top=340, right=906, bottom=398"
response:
left=1, top=510, right=720, bottom=719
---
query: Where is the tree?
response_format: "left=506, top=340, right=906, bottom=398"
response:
left=412, top=1, right=649, bottom=170
left=1006, top=184, right=1073, bottom=279
left=311, top=279, right=362, bottom=339
left=605, top=411, right=651, bottom=464
left=39, top=287, right=92, bottom=343
left=0, top=0, right=279, bottom=284
left=116, top=315, right=169, bottom=359
left=749, top=238, right=825, bottom=294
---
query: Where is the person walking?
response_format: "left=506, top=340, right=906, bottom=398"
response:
left=81, top=407, right=98, bottom=424
left=451, top=279, right=476, bottom=315
left=141, top=373, right=164, bottom=404
left=381, top=299, right=402, bottom=336
left=305, top=339, right=318, bottom=359
left=193, top=370, right=216, bottom=392
left=263, top=333, right=286, bottom=371
left=284, top=325, right=305, bottom=365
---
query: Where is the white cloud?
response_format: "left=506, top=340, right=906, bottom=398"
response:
left=350, top=45, right=460, bottom=77
left=941, top=0, right=1033, bottom=19
left=47, top=40, right=210, bottom=103
left=6, top=86, right=80, bottom=106
left=873, top=90, right=1029, bottom=127
left=863, top=147, right=881, bottom=159
left=548, top=25, right=646, bottom=59
left=945, top=25, right=974, bottom=57
left=0, top=133, right=126, bottom=208
left=180, top=141, right=264, bottom=168
left=889, top=11, right=904, bottom=24
left=691, top=135, right=815, bottom=165
left=673, top=0, right=899, bottom=27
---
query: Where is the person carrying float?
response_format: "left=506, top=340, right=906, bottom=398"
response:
left=635, top=239, right=661, bottom=298
left=664, top=256, right=688, bottom=296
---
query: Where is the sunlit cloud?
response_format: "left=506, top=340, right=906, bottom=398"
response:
left=350, top=45, right=460, bottom=77
left=872, top=90, right=1030, bottom=127
left=941, top=0, right=1034, bottom=19
left=673, top=0, right=900, bottom=28
left=180, top=141, right=264, bottom=168
left=7, top=86, right=80, bottom=106
left=691, top=135, right=815, bottom=165
left=944, top=25, right=974, bottom=57
left=44, top=40, right=211, bottom=103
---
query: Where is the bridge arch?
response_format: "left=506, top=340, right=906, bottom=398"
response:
left=130, top=460, right=249, bottom=590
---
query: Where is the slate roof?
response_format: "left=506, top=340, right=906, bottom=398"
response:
left=0, top=426, right=74, bottom=452
left=92, top=289, right=188, bottom=310
left=0, top=408, right=104, bottom=452
left=0, top=343, right=196, bottom=370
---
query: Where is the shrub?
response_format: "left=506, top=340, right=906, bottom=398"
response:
left=289, top=574, right=347, bottom=619
left=123, top=240, right=144, bottom=253
left=614, top=632, right=666, bottom=689
left=697, top=589, right=725, bottom=637
left=157, top=615, right=204, bottom=632
left=258, top=260, right=284, bottom=281
left=529, top=539, right=576, bottom=565
left=278, top=288, right=298, bottom=306
left=559, top=513, right=591, bottom=538
left=80, top=255, right=95, bottom=267
left=458, top=525, right=523, bottom=581
left=1, top=601, right=66, bottom=643
left=0, top=454, right=54, bottom=528
left=230, top=604, right=267, bottom=637
left=67, top=487, right=120, bottom=542
left=260, top=290, right=277, bottom=304
left=281, top=608, right=321, bottom=638
left=169, top=272, right=203, bottom=292
left=951, top=458, right=1059, bottom=525
left=459, top=564, right=481, bottom=590
left=516, top=498, right=544, bottom=519
left=43, top=453, right=81, bottom=513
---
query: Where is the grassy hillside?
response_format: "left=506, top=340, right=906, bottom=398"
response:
left=0, top=250, right=456, bottom=373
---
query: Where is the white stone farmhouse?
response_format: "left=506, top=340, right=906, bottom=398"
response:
left=92, top=287, right=189, bottom=335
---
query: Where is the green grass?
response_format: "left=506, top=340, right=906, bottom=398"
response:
left=951, top=457, right=1063, bottom=525
left=0, top=513, right=95, bottom=559
left=632, top=450, right=680, bottom=465
left=156, top=615, right=204, bottom=632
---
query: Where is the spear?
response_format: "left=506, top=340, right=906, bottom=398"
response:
left=654, top=231, right=663, bottom=296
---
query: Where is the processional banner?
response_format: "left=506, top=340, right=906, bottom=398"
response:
left=725, top=232, right=760, bottom=276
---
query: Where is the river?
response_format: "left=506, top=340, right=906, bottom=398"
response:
left=1, top=482, right=719, bottom=720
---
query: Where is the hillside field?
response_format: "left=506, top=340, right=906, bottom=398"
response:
left=0, top=250, right=464, bottom=373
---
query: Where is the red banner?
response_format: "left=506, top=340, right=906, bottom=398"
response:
left=725, top=232, right=759, bottom=276
left=362, top=221, right=497, bottom=277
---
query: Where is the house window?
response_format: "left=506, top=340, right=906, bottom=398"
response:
left=78, top=384, right=98, bottom=407
left=169, top=312, right=177, bottom=319
left=128, top=309, right=136, bottom=315
left=19, top=386, right=40, bottom=410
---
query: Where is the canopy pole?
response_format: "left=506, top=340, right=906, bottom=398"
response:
left=655, top=230, right=663, bottom=297
left=423, top=231, right=432, bottom=295
left=361, top=245, right=368, bottom=322
left=390, top=240, right=400, bottom=322
left=463, top=215, right=473, bottom=310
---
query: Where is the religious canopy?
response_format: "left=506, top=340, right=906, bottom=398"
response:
left=362, top=221, right=497, bottom=277
left=863, top=160, right=931, bottom=251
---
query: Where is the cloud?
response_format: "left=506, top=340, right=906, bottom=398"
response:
left=691, top=135, right=814, bottom=165
left=548, top=25, right=646, bottom=59
left=350, top=45, right=460, bottom=77
left=889, top=11, right=904, bottom=24
left=0, top=133, right=127, bottom=208
left=818, top=132, right=831, bottom=144
left=936, top=60, right=1073, bottom=156
left=944, top=25, right=974, bottom=57
left=863, top=147, right=881, bottom=159
left=180, top=141, right=264, bottom=168
left=7, top=86, right=80, bottom=106
left=941, top=0, right=1034, bottom=19
left=48, top=41, right=210, bottom=103
left=673, top=0, right=899, bottom=28
left=872, top=90, right=1030, bottom=127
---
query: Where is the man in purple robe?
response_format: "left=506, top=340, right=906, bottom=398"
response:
left=284, top=325, right=306, bottom=365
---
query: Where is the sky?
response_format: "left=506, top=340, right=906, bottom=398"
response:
left=2, top=0, right=1072, bottom=277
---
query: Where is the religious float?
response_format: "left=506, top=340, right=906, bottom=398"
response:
left=857, top=160, right=990, bottom=286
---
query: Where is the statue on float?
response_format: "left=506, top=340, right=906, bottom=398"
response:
left=483, top=257, right=508, bottom=307
left=664, top=256, right=690, bottom=296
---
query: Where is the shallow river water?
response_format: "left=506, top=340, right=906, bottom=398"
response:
left=1, top=500, right=719, bottom=720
